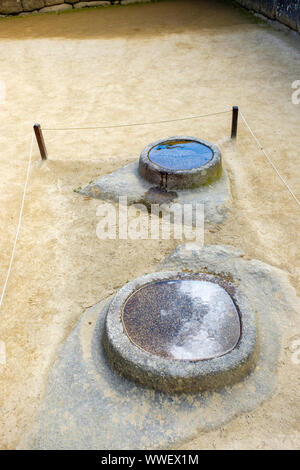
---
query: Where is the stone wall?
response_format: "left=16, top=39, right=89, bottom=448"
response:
left=0, top=0, right=151, bottom=16
left=0, top=0, right=299, bottom=35
left=234, top=0, right=300, bottom=32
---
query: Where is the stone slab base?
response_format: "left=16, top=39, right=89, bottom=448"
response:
left=18, top=244, right=298, bottom=450
left=80, top=161, right=232, bottom=226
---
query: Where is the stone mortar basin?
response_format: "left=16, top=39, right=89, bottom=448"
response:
left=138, top=136, right=222, bottom=190
left=102, top=271, right=258, bottom=394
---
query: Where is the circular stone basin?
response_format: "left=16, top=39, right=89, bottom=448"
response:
left=139, top=136, right=222, bottom=190
left=102, top=272, right=258, bottom=394
left=122, top=280, right=241, bottom=361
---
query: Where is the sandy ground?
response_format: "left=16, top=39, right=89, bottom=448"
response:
left=0, top=0, right=299, bottom=450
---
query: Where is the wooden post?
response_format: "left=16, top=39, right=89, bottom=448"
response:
left=231, top=106, right=239, bottom=139
left=33, top=123, right=47, bottom=160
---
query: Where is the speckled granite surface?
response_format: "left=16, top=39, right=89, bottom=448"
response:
left=122, top=277, right=241, bottom=360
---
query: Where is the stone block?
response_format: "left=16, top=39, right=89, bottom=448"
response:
left=0, top=0, right=23, bottom=14
left=275, top=0, right=299, bottom=30
left=43, top=0, right=64, bottom=6
left=258, top=0, right=276, bottom=19
left=39, top=3, right=72, bottom=12
left=21, top=0, right=44, bottom=11
left=74, top=1, right=110, bottom=7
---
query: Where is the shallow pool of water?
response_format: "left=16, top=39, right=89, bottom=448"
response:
left=148, top=140, right=213, bottom=171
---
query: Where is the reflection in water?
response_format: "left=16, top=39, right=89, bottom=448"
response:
left=170, top=281, right=239, bottom=360
left=148, top=140, right=213, bottom=170
left=122, top=279, right=241, bottom=361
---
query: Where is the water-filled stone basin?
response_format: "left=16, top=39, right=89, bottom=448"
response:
left=102, top=272, right=258, bottom=393
left=139, top=136, right=222, bottom=189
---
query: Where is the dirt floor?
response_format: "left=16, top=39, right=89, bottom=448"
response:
left=0, top=0, right=299, bottom=450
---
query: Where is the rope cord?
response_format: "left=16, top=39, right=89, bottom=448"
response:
left=0, top=131, right=34, bottom=308
left=41, top=110, right=231, bottom=131
left=240, top=110, right=300, bottom=207
left=1, top=108, right=298, bottom=312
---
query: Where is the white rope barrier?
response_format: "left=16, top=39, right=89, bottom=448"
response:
left=0, top=108, right=298, bottom=313
left=0, top=131, right=34, bottom=308
left=41, top=110, right=231, bottom=131
left=240, top=109, right=300, bottom=207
